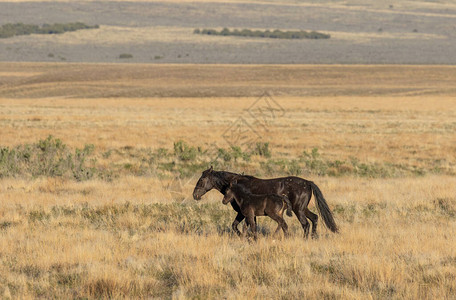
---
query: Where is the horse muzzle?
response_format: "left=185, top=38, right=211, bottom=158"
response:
left=193, top=189, right=203, bottom=200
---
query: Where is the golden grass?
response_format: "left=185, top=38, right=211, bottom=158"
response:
left=1, top=176, right=455, bottom=298
left=2, top=64, right=456, bottom=99
left=1, top=95, right=455, bottom=173
left=1, top=63, right=456, bottom=298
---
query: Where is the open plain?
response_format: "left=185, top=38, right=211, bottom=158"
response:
left=0, top=63, right=455, bottom=299
left=1, top=0, right=456, bottom=64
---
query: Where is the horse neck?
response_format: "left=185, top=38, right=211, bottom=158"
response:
left=212, top=171, right=238, bottom=194
left=231, top=184, right=250, bottom=206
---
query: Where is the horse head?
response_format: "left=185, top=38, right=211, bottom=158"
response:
left=193, top=166, right=214, bottom=200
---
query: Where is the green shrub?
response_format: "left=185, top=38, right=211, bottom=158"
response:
left=217, top=148, right=232, bottom=162
left=230, top=146, right=251, bottom=162
left=0, top=147, right=20, bottom=176
left=72, top=144, right=96, bottom=181
left=119, top=53, right=133, bottom=59
left=173, top=140, right=197, bottom=162
left=0, top=135, right=96, bottom=180
left=252, top=142, right=271, bottom=158
left=301, top=148, right=327, bottom=175
left=220, top=28, right=230, bottom=36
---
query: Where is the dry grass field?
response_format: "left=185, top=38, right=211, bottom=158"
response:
left=1, top=63, right=456, bottom=299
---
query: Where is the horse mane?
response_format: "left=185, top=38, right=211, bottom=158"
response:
left=210, top=170, right=260, bottom=195
left=211, top=170, right=237, bottom=194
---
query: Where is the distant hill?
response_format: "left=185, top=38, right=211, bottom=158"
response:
left=0, top=1, right=455, bottom=64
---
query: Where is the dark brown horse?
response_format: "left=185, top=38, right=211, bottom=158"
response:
left=193, top=166, right=338, bottom=238
left=222, top=178, right=292, bottom=240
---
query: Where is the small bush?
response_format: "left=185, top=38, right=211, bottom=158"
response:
left=173, top=140, right=197, bottom=162
left=217, top=148, right=232, bottom=162
left=301, top=148, right=327, bottom=175
left=231, top=146, right=251, bottom=162
left=252, top=142, right=271, bottom=158
left=119, top=53, right=133, bottom=59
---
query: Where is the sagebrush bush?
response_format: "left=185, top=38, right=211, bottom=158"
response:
left=0, top=135, right=95, bottom=180
left=252, top=142, right=271, bottom=158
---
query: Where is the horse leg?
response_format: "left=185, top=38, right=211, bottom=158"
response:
left=304, top=208, right=319, bottom=239
left=269, top=212, right=289, bottom=238
left=295, top=209, right=310, bottom=239
left=281, top=219, right=289, bottom=237
left=231, top=212, right=245, bottom=236
left=276, top=217, right=289, bottom=238
left=242, top=221, right=248, bottom=238
left=271, top=216, right=283, bottom=237
left=246, top=213, right=257, bottom=241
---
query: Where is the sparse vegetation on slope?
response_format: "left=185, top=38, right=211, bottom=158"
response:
left=194, top=28, right=330, bottom=39
left=0, top=22, right=99, bottom=39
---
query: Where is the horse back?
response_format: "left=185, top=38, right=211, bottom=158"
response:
left=237, top=175, right=309, bottom=194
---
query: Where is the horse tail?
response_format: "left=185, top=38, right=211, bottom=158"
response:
left=309, top=181, right=338, bottom=233
left=282, top=195, right=293, bottom=217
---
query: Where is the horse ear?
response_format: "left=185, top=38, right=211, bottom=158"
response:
left=209, top=165, right=213, bottom=172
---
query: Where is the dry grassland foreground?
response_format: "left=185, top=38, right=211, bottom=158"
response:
left=0, top=63, right=456, bottom=299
